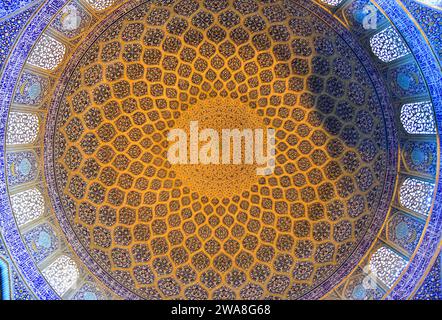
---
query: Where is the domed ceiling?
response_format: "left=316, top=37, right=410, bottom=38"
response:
left=0, top=0, right=440, bottom=300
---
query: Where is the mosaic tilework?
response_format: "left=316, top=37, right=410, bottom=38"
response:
left=0, top=0, right=38, bottom=18
left=343, top=0, right=388, bottom=37
left=0, top=0, right=66, bottom=300
left=72, top=282, right=110, bottom=300
left=387, top=62, right=427, bottom=98
left=378, top=0, right=442, bottom=300
left=413, top=253, right=441, bottom=300
left=6, top=150, right=39, bottom=187
left=51, top=1, right=93, bottom=39
left=342, top=267, right=385, bottom=300
left=45, top=0, right=394, bottom=295
left=401, top=0, right=442, bottom=62
left=10, top=269, right=34, bottom=300
left=401, top=140, right=438, bottom=176
left=387, top=212, right=424, bottom=254
left=13, top=72, right=51, bottom=106
left=46, top=0, right=394, bottom=300
left=0, top=4, right=38, bottom=71
left=23, top=223, right=59, bottom=264
left=0, top=0, right=441, bottom=297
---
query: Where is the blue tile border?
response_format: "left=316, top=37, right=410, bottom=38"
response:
left=413, top=253, right=441, bottom=299
left=0, top=0, right=67, bottom=300
left=376, top=0, right=442, bottom=300
left=401, top=0, right=442, bottom=63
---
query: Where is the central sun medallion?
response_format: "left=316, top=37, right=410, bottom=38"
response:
left=171, top=97, right=269, bottom=198
left=49, top=0, right=391, bottom=299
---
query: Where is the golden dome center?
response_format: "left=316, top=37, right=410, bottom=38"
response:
left=171, top=97, right=268, bottom=199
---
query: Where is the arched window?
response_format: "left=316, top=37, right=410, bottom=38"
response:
left=10, top=188, right=45, bottom=227
left=400, top=101, right=436, bottom=134
left=84, top=0, right=116, bottom=11
left=6, top=112, right=39, bottom=145
left=370, top=26, right=410, bottom=62
left=414, top=0, right=442, bottom=8
left=42, top=256, right=79, bottom=296
left=369, top=246, right=407, bottom=288
left=28, top=35, right=65, bottom=70
left=399, top=178, right=434, bottom=215
left=320, top=0, right=344, bottom=5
